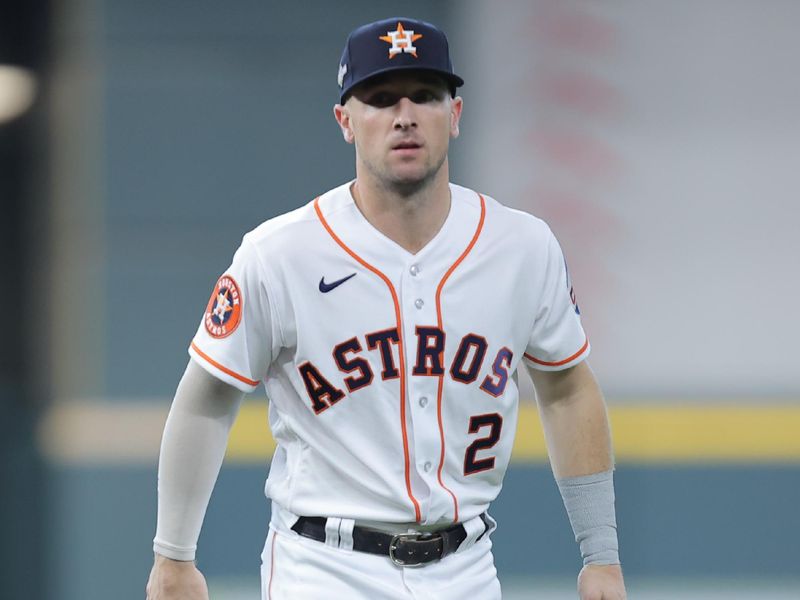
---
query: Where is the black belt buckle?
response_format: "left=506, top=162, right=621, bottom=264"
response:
left=388, top=532, right=441, bottom=567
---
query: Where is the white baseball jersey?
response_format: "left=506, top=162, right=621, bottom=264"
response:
left=189, top=181, right=589, bottom=526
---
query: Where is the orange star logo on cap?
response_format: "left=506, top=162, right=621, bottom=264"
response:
left=379, top=22, right=423, bottom=59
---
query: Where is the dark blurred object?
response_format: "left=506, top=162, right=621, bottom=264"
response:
left=0, top=2, right=51, bottom=600
left=0, top=2, right=49, bottom=68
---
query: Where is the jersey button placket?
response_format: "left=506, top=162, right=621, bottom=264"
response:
left=401, top=261, right=440, bottom=498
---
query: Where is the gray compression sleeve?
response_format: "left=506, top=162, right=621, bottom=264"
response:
left=152, top=360, right=245, bottom=561
left=556, top=468, right=620, bottom=566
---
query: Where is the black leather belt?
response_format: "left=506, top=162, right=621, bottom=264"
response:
left=290, top=513, right=490, bottom=567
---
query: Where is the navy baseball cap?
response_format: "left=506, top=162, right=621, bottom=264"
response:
left=337, top=17, right=464, bottom=104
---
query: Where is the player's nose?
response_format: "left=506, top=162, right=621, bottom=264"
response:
left=392, top=97, right=417, bottom=130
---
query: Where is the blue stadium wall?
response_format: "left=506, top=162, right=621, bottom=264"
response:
left=47, top=459, right=800, bottom=600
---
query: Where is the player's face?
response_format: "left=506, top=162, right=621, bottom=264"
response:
left=334, top=72, right=463, bottom=193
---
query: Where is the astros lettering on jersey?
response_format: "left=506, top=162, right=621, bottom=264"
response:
left=190, top=182, right=589, bottom=526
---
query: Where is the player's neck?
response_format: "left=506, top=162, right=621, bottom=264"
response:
left=351, top=168, right=451, bottom=255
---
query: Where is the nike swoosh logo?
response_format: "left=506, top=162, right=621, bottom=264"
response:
left=319, top=273, right=357, bottom=293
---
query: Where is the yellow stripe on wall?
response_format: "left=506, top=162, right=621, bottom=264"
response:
left=38, top=400, right=800, bottom=466
left=226, top=402, right=800, bottom=464
left=225, top=402, right=274, bottom=459
left=609, top=405, right=800, bottom=463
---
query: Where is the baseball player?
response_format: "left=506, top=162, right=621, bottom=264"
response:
left=147, top=17, right=626, bottom=600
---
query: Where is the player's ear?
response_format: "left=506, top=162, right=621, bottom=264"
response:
left=333, top=104, right=355, bottom=144
left=449, top=96, right=463, bottom=139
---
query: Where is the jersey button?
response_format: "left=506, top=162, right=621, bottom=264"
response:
left=414, top=298, right=424, bottom=309
left=409, top=264, right=420, bottom=276
left=419, top=396, right=428, bottom=408
left=423, top=461, right=432, bottom=472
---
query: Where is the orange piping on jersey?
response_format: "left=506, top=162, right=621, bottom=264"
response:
left=268, top=530, right=276, bottom=599
left=313, top=197, right=422, bottom=523
left=434, top=193, right=487, bottom=524
left=190, top=341, right=260, bottom=387
left=524, top=337, right=589, bottom=367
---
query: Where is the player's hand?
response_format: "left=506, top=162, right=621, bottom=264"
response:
left=146, top=553, right=209, bottom=600
left=577, top=564, right=626, bottom=600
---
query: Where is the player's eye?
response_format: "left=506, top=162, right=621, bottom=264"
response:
left=410, top=89, right=443, bottom=104
left=364, top=91, right=400, bottom=107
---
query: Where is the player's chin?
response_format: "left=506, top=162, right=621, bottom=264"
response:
left=385, top=170, right=432, bottom=191
left=387, top=160, right=433, bottom=182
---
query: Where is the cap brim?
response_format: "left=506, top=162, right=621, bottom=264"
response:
left=340, top=66, right=464, bottom=104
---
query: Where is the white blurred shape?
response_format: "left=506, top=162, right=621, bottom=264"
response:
left=0, top=65, right=38, bottom=124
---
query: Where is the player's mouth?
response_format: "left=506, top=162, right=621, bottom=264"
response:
left=391, top=140, right=423, bottom=154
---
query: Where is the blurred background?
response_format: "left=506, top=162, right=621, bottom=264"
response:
left=2, top=0, right=798, bottom=598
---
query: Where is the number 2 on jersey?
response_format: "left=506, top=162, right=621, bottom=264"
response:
left=463, top=413, right=503, bottom=475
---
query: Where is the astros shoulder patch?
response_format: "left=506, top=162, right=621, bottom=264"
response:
left=204, top=275, right=243, bottom=338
